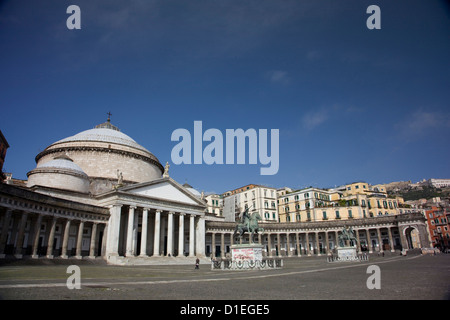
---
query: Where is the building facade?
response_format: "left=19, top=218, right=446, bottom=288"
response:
left=0, top=120, right=433, bottom=264
left=222, top=184, right=278, bottom=223
left=425, top=205, right=449, bottom=251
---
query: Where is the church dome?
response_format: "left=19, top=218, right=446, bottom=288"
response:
left=38, top=156, right=88, bottom=176
left=53, top=126, right=150, bottom=154
left=33, top=118, right=164, bottom=194
left=27, top=156, right=90, bottom=193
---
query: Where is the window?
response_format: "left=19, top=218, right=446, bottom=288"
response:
left=348, top=210, right=353, bottom=218
left=335, top=210, right=340, bottom=219
left=284, top=197, right=289, bottom=203
left=323, top=211, right=327, bottom=220
left=294, top=195, right=299, bottom=201
left=296, top=214, right=301, bottom=222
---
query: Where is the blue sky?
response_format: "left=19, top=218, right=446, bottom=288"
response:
left=0, top=0, right=449, bottom=194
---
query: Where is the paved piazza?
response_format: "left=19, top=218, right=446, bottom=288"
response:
left=0, top=253, right=448, bottom=301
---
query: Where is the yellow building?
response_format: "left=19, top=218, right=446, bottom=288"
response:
left=278, top=182, right=405, bottom=223
left=337, top=182, right=403, bottom=218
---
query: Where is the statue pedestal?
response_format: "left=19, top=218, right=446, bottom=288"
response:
left=337, top=246, right=358, bottom=261
left=211, top=244, right=283, bottom=270
left=231, top=244, right=264, bottom=263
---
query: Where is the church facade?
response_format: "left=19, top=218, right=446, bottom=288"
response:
left=0, top=119, right=431, bottom=264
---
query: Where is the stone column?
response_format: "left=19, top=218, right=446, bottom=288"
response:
left=106, top=204, right=122, bottom=257
left=89, top=222, right=98, bottom=258
left=140, top=208, right=149, bottom=257
left=315, top=232, right=321, bottom=256
left=221, top=232, right=225, bottom=259
left=167, top=212, right=174, bottom=256
left=267, top=233, right=272, bottom=257
left=356, top=229, right=362, bottom=254
left=153, top=210, right=161, bottom=256
left=14, top=212, right=29, bottom=258
left=211, top=232, right=216, bottom=258
left=306, top=232, right=311, bottom=256
left=388, top=227, right=395, bottom=252
left=31, top=214, right=43, bottom=258
left=195, top=216, right=205, bottom=257
left=178, top=213, right=185, bottom=257
left=189, top=214, right=195, bottom=257
left=377, top=228, right=383, bottom=252
left=46, top=217, right=58, bottom=259
left=286, top=233, right=291, bottom=257
left=0, top=209, right=12, bottom=258
left=366, top=229, right=373, bottom=253
left=325, top=231, right=330, bottom=256
left=75, top=221, right=84, bottom=259
left=61, top=219, right=71, bottom=258
left=296, top=233, right=301, bottom=257
left=126, top=206, right=136, bottom=257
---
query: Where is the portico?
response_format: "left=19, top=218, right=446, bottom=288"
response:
left=96, top=177, right=207, bottom=264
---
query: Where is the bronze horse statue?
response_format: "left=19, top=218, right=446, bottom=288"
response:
left=233, top=210, right=264, bottom=244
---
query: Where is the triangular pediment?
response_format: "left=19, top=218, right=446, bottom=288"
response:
left=119, top=178, right=205, bottom=207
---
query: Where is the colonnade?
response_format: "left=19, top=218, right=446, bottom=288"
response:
left=206, top=226, right=400, bottom=258
left=0, top=208, right=107, bottom=259
left=106, top=204, right=205, bottom=258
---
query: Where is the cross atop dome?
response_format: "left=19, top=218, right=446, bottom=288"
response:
left=94, top=112, right=120, bottom=131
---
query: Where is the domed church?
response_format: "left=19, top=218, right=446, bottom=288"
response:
left=0, top=116, right=431, bottom=265
left=0, top=117, right=210, bottom=264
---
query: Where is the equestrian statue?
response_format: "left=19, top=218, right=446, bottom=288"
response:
left=338, top=226, right=357, bottom=247
left=233, top=206, right=264, bottom=244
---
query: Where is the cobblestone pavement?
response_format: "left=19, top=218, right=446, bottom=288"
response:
left=0, top=253, right=449, bottom=301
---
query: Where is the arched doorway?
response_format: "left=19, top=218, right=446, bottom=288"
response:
left=404, top=227, right=421, bottom=249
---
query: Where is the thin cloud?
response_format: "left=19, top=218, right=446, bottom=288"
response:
left=301, top=109, right=329, bottom=131
left=267, top=70, right=290, bottom=85
left=395, top=109, right=450, bottom=141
